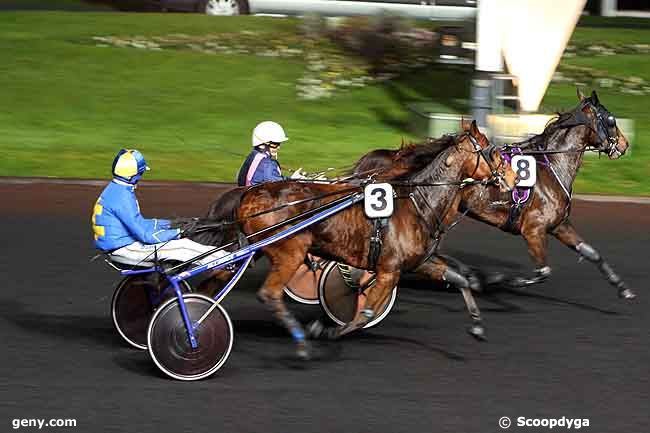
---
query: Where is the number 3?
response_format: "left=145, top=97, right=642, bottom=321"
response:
left=370, top=188, right=387, bottom=211
left=364, top=183, right=394, bottom=218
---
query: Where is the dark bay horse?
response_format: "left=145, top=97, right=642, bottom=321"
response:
left=232, top=125, right=517, bottom=359
left=353, top=90, right=635, bottom=299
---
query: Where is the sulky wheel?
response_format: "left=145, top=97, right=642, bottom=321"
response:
left=284, top=255, right=329, bottom=304
left=198, top=0, right=249, bottom=15
left=111, top=274, right=192, bottom=350
left=318, top=262, right=397, bottom=329
left=147, top=293, right=234, bottom=381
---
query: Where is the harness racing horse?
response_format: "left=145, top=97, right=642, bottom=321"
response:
left=232, top=124, right=517, bottom=359
left=353, top=90, right=635, bottom=299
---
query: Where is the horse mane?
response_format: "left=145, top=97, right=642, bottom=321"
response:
left=394, top=135, right=455, bottom=162
left=518, top=105, right=583, bottom=150
left=388, top=134, right=459, bottom=179
left=351, top=134, right=458, bottom=179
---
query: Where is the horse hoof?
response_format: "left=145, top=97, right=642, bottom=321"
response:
left=485, top=272, right=507, bottom=286
left=619, top=288, right=636, bottom=300
left=468, top=275, right=483, bottom=292
left=468, top=323, right=487, bottom=341
left=296, top=341, right=311, bottom=361
left=507, top=276, right=527, bottom=288
left=306, top=320, right=324, bottom=339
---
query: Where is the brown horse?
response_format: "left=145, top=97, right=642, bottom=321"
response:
left=353, top=90, right=635, bottom=299
left=232, top=123, right=516, bottom=359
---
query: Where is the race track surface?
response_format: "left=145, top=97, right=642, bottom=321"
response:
left=0, top=181, right=648, bottom=433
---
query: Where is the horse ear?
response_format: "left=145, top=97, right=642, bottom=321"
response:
left=577, top=87, right=585, bottom=101
left=469, top=120, right=480, bottom=136
left=460, top=117, right=471, bottom=131
left=591, top=90, right=600, bottom=105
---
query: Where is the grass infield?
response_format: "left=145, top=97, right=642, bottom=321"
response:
left=0, top=12, right=648, bottom=195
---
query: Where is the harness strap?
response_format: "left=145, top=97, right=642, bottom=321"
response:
left=502, top=186, right=533, bottom=234
left=503, top=202, right=524, bottom=234
left=237, top=231, right=249, bottom=249
left=540, top=147, right=573, bottom=231
left=408, top=193, right=444, bottom=270
left=367, top=217, right=389, bottom=270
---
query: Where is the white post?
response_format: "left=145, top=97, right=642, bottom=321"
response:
left=472, top=0, right=504, bottom=128
left=600, top=0, right=618, bottom=17
left=475, top=0, right=503, bottom=73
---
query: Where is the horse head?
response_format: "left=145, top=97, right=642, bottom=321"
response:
left=577, top=89, right=629, bottom=159
left=456, top=120, right=518, bottom=192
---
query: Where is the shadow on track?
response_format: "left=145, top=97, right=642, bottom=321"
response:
left=112, top=351, right=162, bottom=379
left=488, top=287, right=621, bottom=315
left=0, top=299, right=119, bottom=348
left=348, top=332, right=466, bottom=361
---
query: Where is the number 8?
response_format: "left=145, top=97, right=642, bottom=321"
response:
left=511, top=155, right=536, bottom=188
left=516, top=158, right=530, bottom=181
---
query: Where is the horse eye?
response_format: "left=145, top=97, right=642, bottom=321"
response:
left=606, top=115, right=616, bottom=128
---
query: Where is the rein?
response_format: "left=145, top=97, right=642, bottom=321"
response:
left=183, top=132, right=506, bottom=271
left=189, top=185, right=363, bottom=234
left=189, top=176, right=493, bottom=236
left=166, top=191, right=365, bottom=274
left=507, top=147, right=591, bottom=156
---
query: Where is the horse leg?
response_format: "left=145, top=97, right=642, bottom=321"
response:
left=437, top=253, right=482, bottom=292
left=510, top=226, right=552, bottom=287
left=257, top=240, right=313, bottom=359
left=552, top=221, right=635, bottom=299
left=308, top=271, right=401, bottom=340
left=416, top=258, right=486, bottom=340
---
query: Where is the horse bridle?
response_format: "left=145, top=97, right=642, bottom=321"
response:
left=577, top=98, right=619, bottom=156
left=464, top=132, right=505, bottom=186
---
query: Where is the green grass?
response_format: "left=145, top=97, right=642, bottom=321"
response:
left=0, top=0, right=115, bottom=11
left=542, top=15, right=650, bottom=196
left=0, top=12, right=648, bottom=195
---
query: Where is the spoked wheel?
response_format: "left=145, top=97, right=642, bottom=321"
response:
left=318, top=262, right=397, bottom=329
left=148, top=294, right=234, bottom=381
left=199, top=0, right=249, bottom=15
left=111, top=274, right=192, bottom=350
left=284, top=255, right=329, bottom=304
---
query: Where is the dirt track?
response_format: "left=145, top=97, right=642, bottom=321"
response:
left=0, top=179, right=648, bottom=432
left=2, top=178, right=650, bottom=228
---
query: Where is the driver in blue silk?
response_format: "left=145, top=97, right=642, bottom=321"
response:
left=92, top=149, right=225, bottom=266
left=237, top=121, right=304, bottom=186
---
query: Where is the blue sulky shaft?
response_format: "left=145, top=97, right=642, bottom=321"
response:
left=170, top=192, right=364, bottom=349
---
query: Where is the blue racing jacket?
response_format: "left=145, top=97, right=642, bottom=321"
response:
left=92, top=180, right=180, bottom=251
left=237, top=150, right=285, bottom=186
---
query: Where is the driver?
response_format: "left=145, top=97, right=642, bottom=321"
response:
left=237, top=121, right=304, bottom=186
left=92, top=149, right=226, bottom=266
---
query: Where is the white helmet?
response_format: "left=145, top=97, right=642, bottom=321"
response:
left=252, top=121, right=289, bottom=147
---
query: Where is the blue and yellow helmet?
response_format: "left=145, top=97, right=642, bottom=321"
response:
left=112, top=149, right=149, bottom=184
